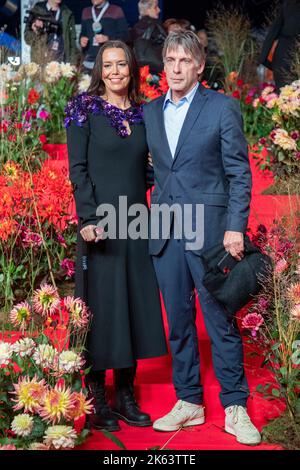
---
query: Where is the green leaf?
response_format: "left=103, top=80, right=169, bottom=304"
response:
left=271, top=388, right=280, bottom=397
left=100, top=429, right=127, bottom=450
left=279, top=367, right=287, bottom=377
left=75, top=428, right=91, bottom=446
left=73, top=379, right=82, bottom=392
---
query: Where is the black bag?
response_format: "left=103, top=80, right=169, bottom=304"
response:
left=133, top=23, right=165, bottom=73
left=200, top=236, right=273, bottom=315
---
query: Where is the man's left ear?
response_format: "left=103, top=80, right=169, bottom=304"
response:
left=197, top=61, right=205, bottom=76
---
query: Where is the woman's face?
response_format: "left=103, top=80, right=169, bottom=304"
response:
left=146, top=0, right=160, bottom=19
left=101, top=48, right=131, bottom=95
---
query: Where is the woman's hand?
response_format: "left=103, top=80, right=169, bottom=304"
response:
left=80, top=225, right=104, bottom=243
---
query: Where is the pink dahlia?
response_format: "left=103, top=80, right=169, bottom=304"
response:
left=33, top=283, right=60, bottom=316
left=242, top=313, right=264, bottom=337
left=63, top=296, right=90, bottom=329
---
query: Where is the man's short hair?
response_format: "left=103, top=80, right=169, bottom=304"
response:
left=138, top=0, right=156, bottom=18
left=162, top=30, right=206, bottom=65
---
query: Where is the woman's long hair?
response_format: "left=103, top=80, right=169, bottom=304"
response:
left=87, top=41, right=141, bottom=105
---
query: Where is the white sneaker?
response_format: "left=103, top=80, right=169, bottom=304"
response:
left=153, top=400, right=205, bottom=432
left=225, top=405, right=261, bottom=445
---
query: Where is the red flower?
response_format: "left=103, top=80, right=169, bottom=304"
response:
left=28, top=88, right=40, bottom=105
left=245, top=96, right=252, bottom=105
left=237, top=79, right=244, bottom=88
left=14, top=122, right=23, bottom=129
left=232, top=90, right=241, bottom=100
left=8, top=134, right=16, bottom=142
left=139, top=65, right=151, bottom=81
left=158, top=71, right=169, bottom=94
left=0, top=120, right=9, bottom=133
left=39, top=134, right=47, bottom=144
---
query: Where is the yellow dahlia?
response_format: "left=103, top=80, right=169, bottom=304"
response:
left=12, top=375, right=47, bottom=413
left=32, top=344, right=58, bottom=369
left=273, top=129, right=297, bottom=151
left=0, top=341, right=12, bottom=366
left=39, top=383, right=75, bottom=424
left=44, top=61, right=61, bottom=83
left=9, top=301, right=32, bottom=331
left=287, top=283, right=300, bottom=304
left=11, top=414, right=34, bottom=437
left=60, top=63, right=76, bottom=78
left=68, top=391, right=94, bottom=420
left=33, top=283, right=60, bottom=316
left=3, top=161, right=20, bottom=181
left=24, top=62, right=40, bottom=77
left=56, top=350, right=85, bottom=374
left=43, top=425, right=77, bottom=449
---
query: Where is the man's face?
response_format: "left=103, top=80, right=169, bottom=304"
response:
left=92, top=0, right=106, bottom=6
left=147, top=0, right=160, bottom=19
left=164, top=45, right=205, bottom=95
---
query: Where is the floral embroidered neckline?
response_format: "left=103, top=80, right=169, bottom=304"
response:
left=64, top=93, right=144, bottom=138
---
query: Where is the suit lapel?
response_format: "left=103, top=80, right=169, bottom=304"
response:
left=155, top=96, right=173, bottom=163
left=172, top=85, right=208, bottom=164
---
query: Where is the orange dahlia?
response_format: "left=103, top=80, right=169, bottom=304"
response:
left=67, top=391, right=94, bottom=420
left=39, top=383, right=75, bottom=424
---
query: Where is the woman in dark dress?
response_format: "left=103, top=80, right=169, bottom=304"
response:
left=260, top=0, right=300, bottom=90
left=65, top=40, right=167, bottom=432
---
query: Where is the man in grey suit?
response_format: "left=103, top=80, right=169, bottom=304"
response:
left=143, top=31, right=261, bottom=445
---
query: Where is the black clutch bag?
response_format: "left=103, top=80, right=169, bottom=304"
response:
left=200, top=236, right=272, bottom=315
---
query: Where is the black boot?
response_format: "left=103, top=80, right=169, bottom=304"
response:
left=86, top=370, right=120, bottom=432
left=112, top=366, right=152, bottom=427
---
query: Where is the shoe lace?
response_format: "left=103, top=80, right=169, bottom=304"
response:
left=232, top=406, right=252, bottom=427
left=121, top=386, right=139, bottom=409
left=169, top=400, right=184, bottom=417
left=89, top=383, right=110, bottom=412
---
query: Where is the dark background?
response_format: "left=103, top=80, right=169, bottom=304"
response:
left=1, top=0, right=277, bottom=37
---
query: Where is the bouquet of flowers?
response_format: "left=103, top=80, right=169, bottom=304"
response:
left=0, top=61, right=78, bottom=146
left=0, top=159, right=76, bottom=311
left=241, top=215, right=300, bottom=448
left=255, top=80, right=300, bottom=186
left=225, top=71, right=276, bottom=140
left=0, top=284, right=92, bottom=450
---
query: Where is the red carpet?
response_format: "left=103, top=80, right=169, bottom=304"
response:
left=74, top=148, right=285, bottom=451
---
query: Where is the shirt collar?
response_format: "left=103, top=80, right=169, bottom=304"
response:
left=46, top=2, right=60, bottom=12
left=163, top=82, right=199, bottom=109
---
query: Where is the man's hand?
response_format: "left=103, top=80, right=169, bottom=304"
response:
left=148, top=153, right=153, bottom=167
left=94, top=34, right=109, bottom=44
left=32, top=19, right=44, bottom=33
left=80, top=36, right=89, bottom=48
left=80, top=225, right=104, bottom=243
left=223, top=231, right=244, bottom=261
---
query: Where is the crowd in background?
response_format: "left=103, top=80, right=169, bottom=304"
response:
left=2, top=0, right=300, bottom=90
